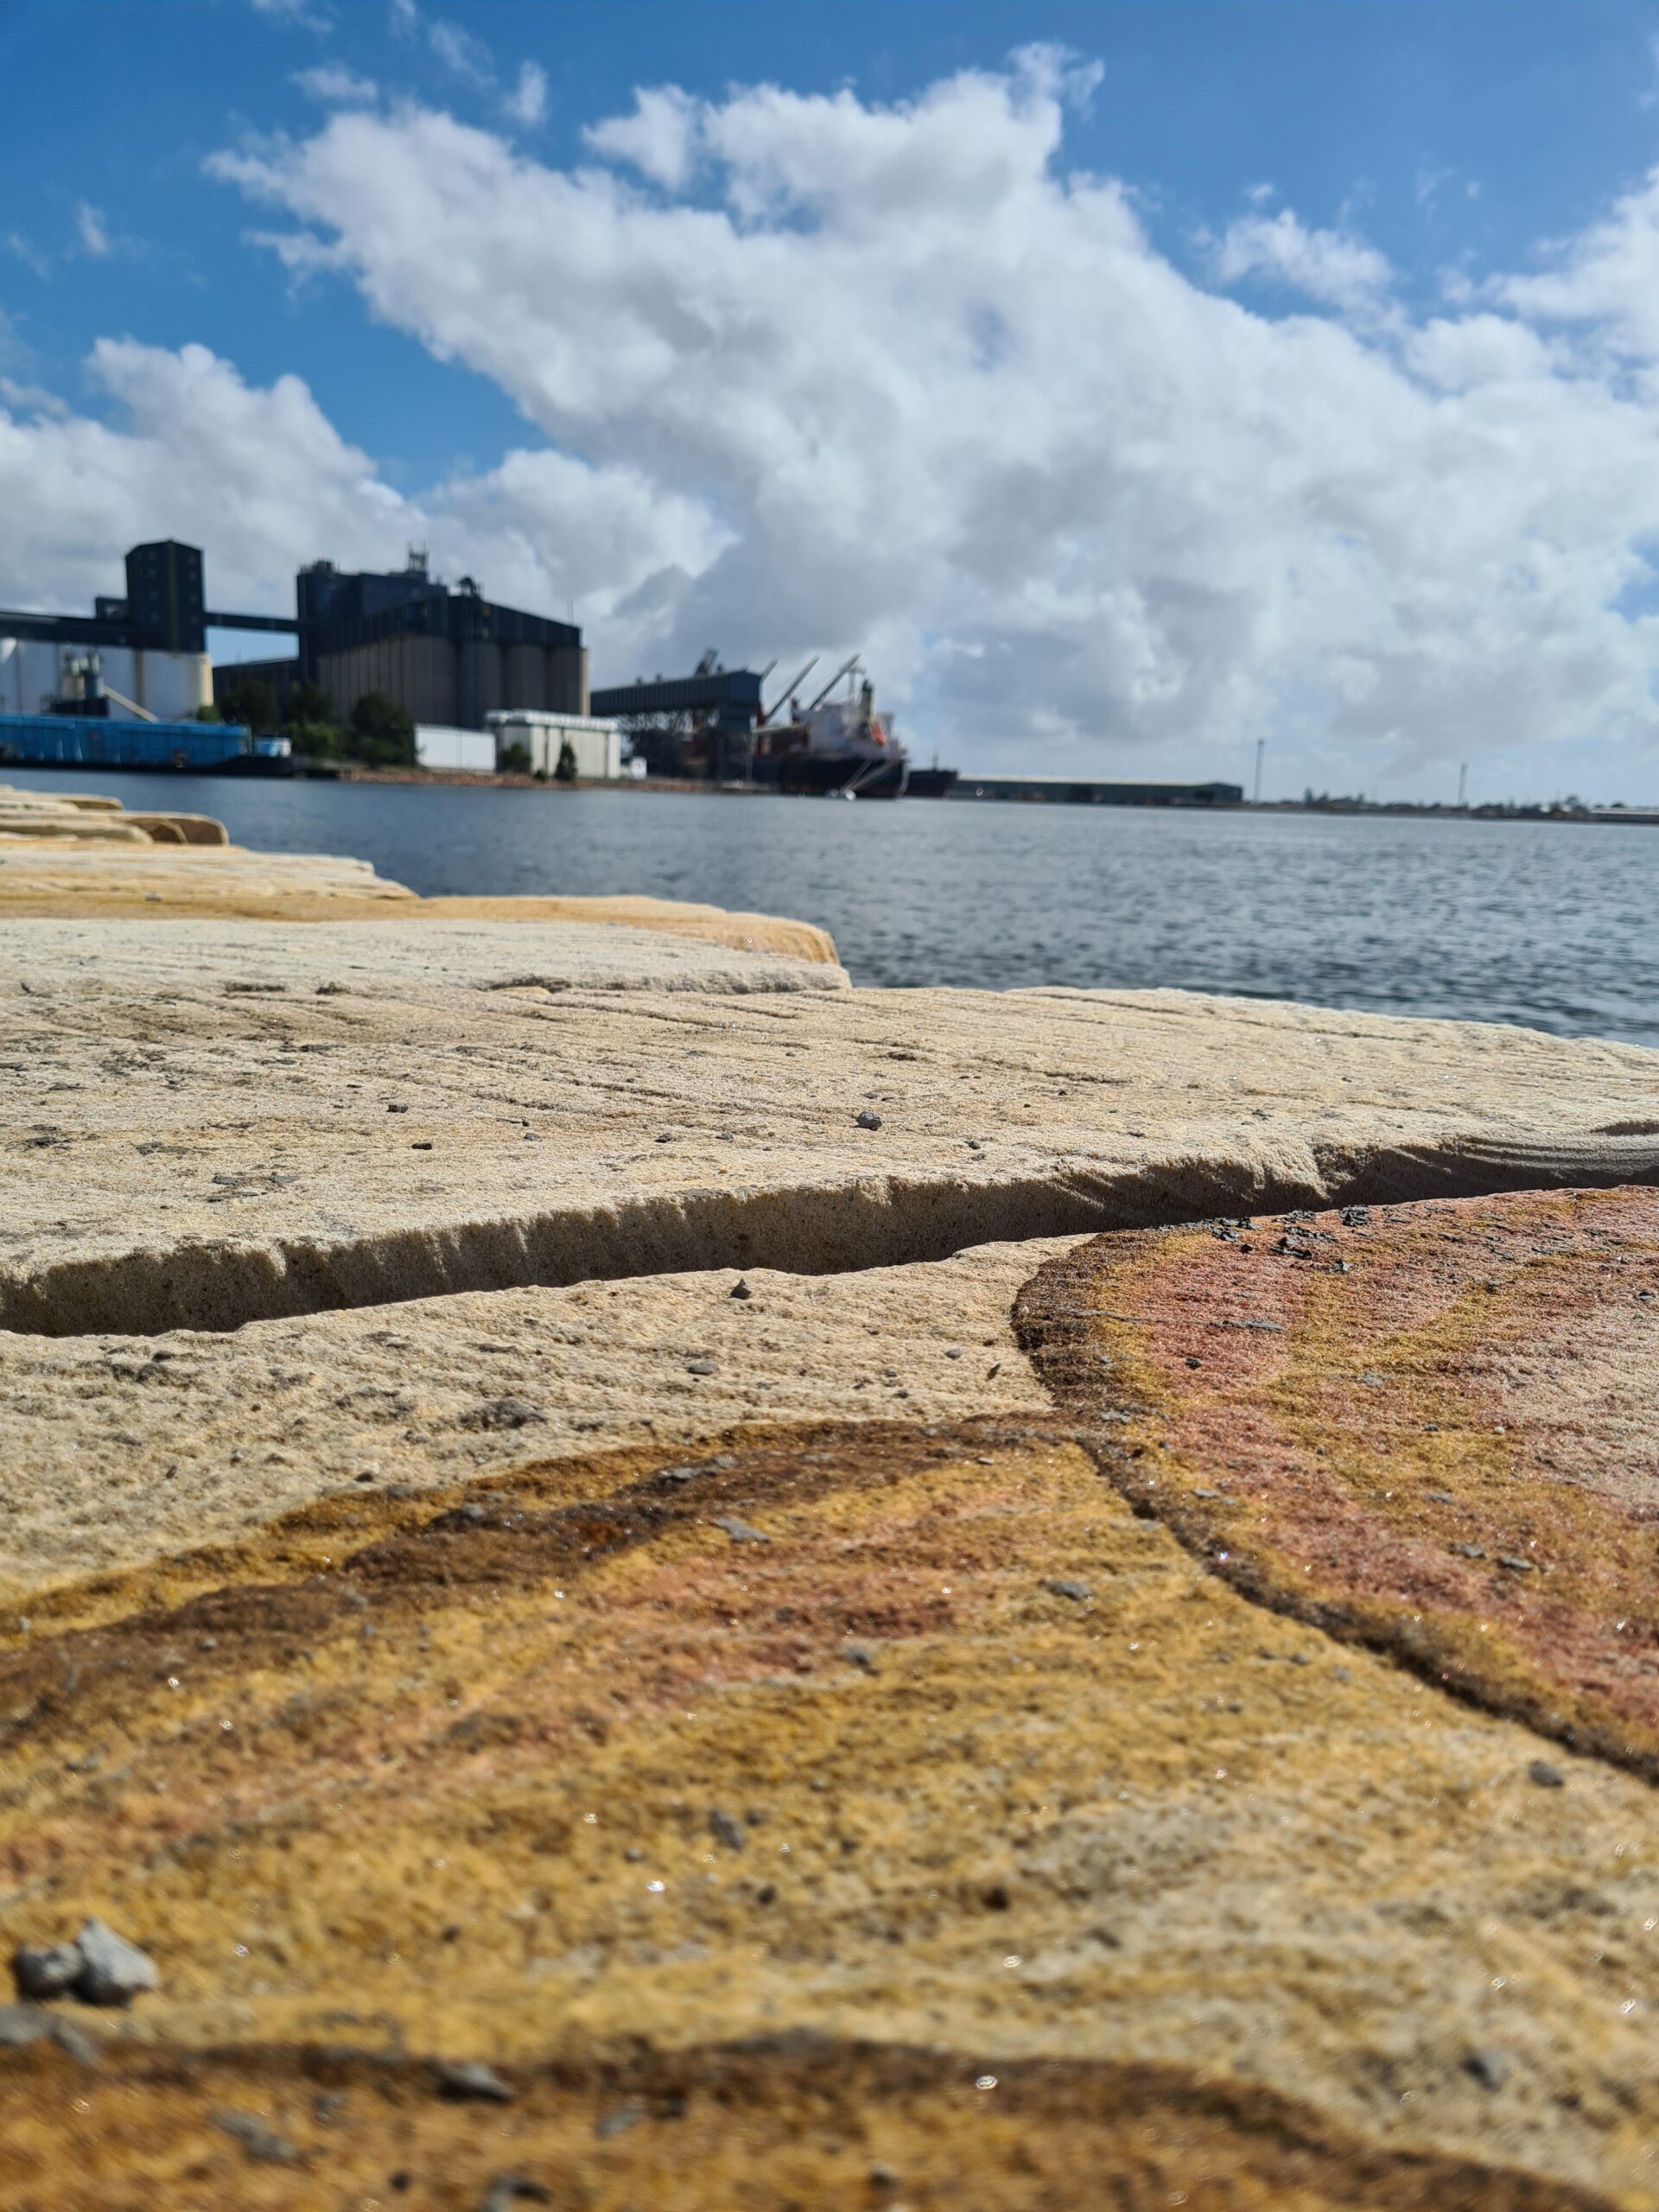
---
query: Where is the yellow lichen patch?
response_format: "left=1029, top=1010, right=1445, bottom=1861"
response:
left=7, top=1417, right=1659, bottom=2202
left=0, top=2042, right=1622, bottom=2212
left=1016, top=1190, right=1659, bottom=1773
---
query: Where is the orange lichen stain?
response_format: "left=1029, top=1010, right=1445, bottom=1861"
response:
left=1020, top=1191, right=1659, bottom=1773
left=9, top=1393, right=1659, bottom=2202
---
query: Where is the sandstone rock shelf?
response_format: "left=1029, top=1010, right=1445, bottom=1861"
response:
left=6, top=845, right=1659, bottom=2209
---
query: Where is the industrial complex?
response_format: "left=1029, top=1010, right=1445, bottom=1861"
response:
left=0, top=538, right=1242, bottom=803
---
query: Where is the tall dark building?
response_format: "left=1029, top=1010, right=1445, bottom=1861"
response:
left=217, top=551, right=586, bottom=729
left=122, top=541, right=207, bottom=655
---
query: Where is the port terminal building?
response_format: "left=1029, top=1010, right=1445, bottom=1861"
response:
left=0, top=539, right=588, bottom=741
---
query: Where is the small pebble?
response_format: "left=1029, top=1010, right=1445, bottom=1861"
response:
left=1464, top=2048, right=1509, bottom=2091
left=1528, top=1758, right=1565, bottom=1789
left=1041, top=1577, right=1092, bottom=1603
left=479, top=2178, right=551, bottom=2209
left=436, top=2059, right=515, bottom=2103
left=686, top=1359, right=716, bottom=1376
left=594, top=2105, right=644, bottom=2139
left=73, top=1919, right=159, bottom=2007
left=410, top=1140, right=434, bottom=1150
left=12, top=1942, right=81, bottom=2001
left=709, top=1808, right=747, bottom=1852
left=855, top=1110, right=882, bottom=1130
left=1497, top=1554, right=1535, bottom=1573
left=712, top=1516, right=770, bottom=1543
left=729, top=1279, right=752, bottom=1300
left=212, top=2109, right=300, bottom=2164
left=0, top=2004, right=96, bottom=2065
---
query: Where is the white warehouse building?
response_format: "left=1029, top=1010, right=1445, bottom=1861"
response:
left=486, top=709, right=624, bottom=780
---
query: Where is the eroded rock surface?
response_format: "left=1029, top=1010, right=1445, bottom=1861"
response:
left=5, top=919, right=1658, bottom=1334
left=7, top=890, right=1659, bottom=2206
left=0, top=1240, right=1072, bottom=1595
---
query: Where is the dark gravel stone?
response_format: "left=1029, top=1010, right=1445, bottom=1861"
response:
left=709, top=1808, right=747, bottom=1851
left=855, top=1110, right=883, bottom=1129
left=436, top=2059, right=515, bottom=2103
left=1529, top=1758, right=1566, bottom=1788
left=471, top=1397, right=546, bottom=1431
left=0, top=2003, right=96, bottom=2064
left=712, top=1516, right=770, bottom=1543
left=212, top=2109, right=301, bottom=2163
left=1464, top=2048, right=1510, bottom=2091
left=729, top=1279, right=753, bottom=1300
left=1041, top=1577, right=1092, bottom=1603
left=479, top=2178, right=551, bottom=2209
left=72, top=1919, right=158, bottom=2007
left=594, top=2105, right=644, bottom=2139
left=12, top=1942, right=81, bottom=2001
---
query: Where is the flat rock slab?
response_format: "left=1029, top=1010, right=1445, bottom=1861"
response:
left=4, top=928, right=1659, bottom=1334
left=1018, top=1185, right=1659, bottom=1775
left=3, top=916, right=849, bottom=1001
left=0, top=842, right=414, bottom=903
left=0, top=1239, right=1073, bottom=1594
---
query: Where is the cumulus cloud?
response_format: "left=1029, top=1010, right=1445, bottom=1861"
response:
left=74, top=203, right=112, bottom=257
left=1489, top=168, right=1659, bottom=363
left=504, top=60, right=546, bottom=127
left=251, top=0, right=331, bottom=33
left=294, top=64, right=378, bottom=105
left=1212, top=207, right=1393, bottom=315
left=196, top=55, right=1659, bottom=781
left=0, top=341, right=723, bottom=664
left=12, top=54, right=1659, bottom=788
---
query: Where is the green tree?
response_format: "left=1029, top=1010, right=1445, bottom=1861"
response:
left=346, top=691, right=416, bottom=768
left=498, top=739, right=531, bottom=773
left=556, top=735, right=579, bottom=783
left=194, top=703, right=224, bottom=724
left=221, top=676, right=276, bottom=734
left=284, top=681, right=337, bottom=728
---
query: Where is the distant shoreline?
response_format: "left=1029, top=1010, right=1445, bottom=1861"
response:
left=9, top=758, right=1656, bottom=817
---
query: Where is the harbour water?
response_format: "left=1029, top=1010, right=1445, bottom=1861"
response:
left=10, top=768, right=1658, bottom=1047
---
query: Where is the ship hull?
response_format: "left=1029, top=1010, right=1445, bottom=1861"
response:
left=776, top=753, right=908, bottom=798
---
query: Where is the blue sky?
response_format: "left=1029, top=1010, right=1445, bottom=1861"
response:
left=5, top=0, right=1659, bottom=798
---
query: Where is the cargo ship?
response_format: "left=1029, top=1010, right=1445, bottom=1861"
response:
left=754, top=663, right=957, bottom=798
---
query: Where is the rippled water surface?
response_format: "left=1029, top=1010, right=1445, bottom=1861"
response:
left=12, top=769, right=1658, bottom=1046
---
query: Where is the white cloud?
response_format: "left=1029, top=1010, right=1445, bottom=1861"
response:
left=14, top=54, right=1659, bottom=791
left=251, top=0, right=331, bottom=32
left=1213, top=207, right=1393, bottom=315
left=0, top=341, right=721, bottom=663
left=5, top=232, right=52, bottom=280
left=1490, top=168, right=1659, bottom=363
left=583, top=86, right=701, bottom=191
left=428, top=20, right=493, bottom=87
left=205, top=54, right=1659, bottom=785
left=74, top=203, right=111, bottom=258
left=391, top=1, right=495, bottom=89
left=504, top=60, right=547, bottom=128
left=294, top=64, right=378, bottom=105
